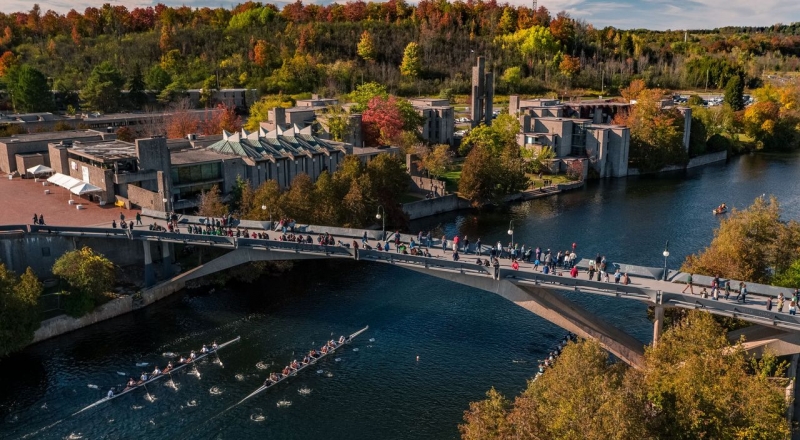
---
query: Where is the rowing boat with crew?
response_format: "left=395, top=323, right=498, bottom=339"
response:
left=226, top=326, right=368, bottom=410
left=72, top=336, right=240, bottom=416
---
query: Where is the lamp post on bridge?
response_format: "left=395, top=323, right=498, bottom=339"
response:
left=662, top=240, right=670, bottom=281
left=507, top=220, right=514, bottom=251
left=261, top=204, right=272, bottom=228
left=376, top=205, right=386, bottom=241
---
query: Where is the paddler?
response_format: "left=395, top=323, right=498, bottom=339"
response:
left=282, top=366, right=291, bottom=376
left=189, top=350, right=197, bottom=361
left=321, top=345, right=329, bottom=354
left=139, top=372, right=148, bottom=383
left=126, top=378, right=136, bottom=388
left=178, top=355, right=186, bottom=363
left=302, top=355, right=310, bottom=364
left=164, top=361, right=173, bottom=373
left=309, top=349, right=318, bottom=358
left=290, top=360, right=299, bottom=370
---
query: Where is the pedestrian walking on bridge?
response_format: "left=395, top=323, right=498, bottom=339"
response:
left=681, top=274, right=695, bottom=295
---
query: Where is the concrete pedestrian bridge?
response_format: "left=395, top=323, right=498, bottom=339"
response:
left=4, top=222, right=800, bottom=369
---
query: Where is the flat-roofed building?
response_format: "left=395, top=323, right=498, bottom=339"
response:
left=409, top=98, right=455, bottom=146
left=0, top=130, right=113, bottom=174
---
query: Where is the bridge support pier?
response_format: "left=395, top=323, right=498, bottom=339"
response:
left=653, top=304, right=665, bottom=347
left=162, top=243, right=173, bottom=278
left=143, top=241, right=155, bottom=287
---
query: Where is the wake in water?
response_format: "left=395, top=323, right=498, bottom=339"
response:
left=131, top=405, right=143, bottom=410
left=116, top=371, right=127, bottom=376
left=235, top=374, right=245, bottom=381
left=255, top=361, right=270, bottom=370
left=189, top=367, right=201, bottom=379
left=165, top=379, right=179, bottom=391
left=250, top=408, right=266, bottom=422
left=86, top=384, right=98, bottom=389
left=162, top=352, right=177, bottom=358
left=135, top=362, right=149, bottom=367
left=298, top=387, right=312, bottom=396
left=144, top=393, right=157, bottom=403
left=369, top=338, right=376, bottom=342
left=209, top=386, right=223, bottom=396
left=186, top=400, right=198, bottom=407
left=276, top=400, right=292, bottom=408
left=65, top=432, right=83, bottom=439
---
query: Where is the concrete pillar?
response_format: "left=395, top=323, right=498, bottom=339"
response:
left=653, top=304, right=665, bottom=346
left=143, top=241, right=155, bottom=287
left=162, top=243, right=173, bottom=279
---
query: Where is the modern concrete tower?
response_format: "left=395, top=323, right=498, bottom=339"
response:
left=470, top=56, right=494, bottom=127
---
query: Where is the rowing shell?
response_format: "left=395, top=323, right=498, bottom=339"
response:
left=71, top=336, right=241, bottom=416
left=226, top=326, right=368, bottom=411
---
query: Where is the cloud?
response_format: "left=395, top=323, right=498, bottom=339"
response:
left=1, top=0, right=799, bottom=30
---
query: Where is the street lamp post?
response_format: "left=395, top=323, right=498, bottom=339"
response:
left=507, top=220, right=514, bottom=251
left=261, top=204, right=272, bottom=229
left=376, top=205, right=385, bottom=241
left=662, top=240, right=670, bottom=281
left=162, top=197, right=169, bottom=213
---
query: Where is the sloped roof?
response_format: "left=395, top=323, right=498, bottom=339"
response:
left=206, top=127, right=343, bottom=161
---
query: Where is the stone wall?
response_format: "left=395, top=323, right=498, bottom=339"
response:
left=32, top=296, right=133, bottom=343
left=127, top=184, right=161, bottom=210
left=409, top=175, right=446, bottom=196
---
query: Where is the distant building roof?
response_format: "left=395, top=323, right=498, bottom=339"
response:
left=0, top=130, right=106, bottom=144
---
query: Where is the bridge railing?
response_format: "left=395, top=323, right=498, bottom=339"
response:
left=358, top=249, right=492, bottom=276
left=130, top=230, right=236, bottom=246
left=505, top=270, right=658, bottom=302
left=29, top=224, right=129, bottom=238
left=0, top=224, right=29, bottom=233
left=665, top=293, right=800, bottom=331
left=238, top=238, right=354, bottom=257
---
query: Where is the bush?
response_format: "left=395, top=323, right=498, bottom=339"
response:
left=0, top=265, right=42, bottom=357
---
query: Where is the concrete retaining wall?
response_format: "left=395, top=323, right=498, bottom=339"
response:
left=402, top=194, right=470, bottom=220
left=687, top=150, right=727, bottom=168
left=32, top=295, right=133, bottom=343
left=409, top=176, right=447, bottom=196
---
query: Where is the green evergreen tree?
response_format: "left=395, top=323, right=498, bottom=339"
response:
left=724, top=74, right=745, bottom=111
left=145, top=65, right=172, bottom=93
left=8, top=65, right=52, bottom=112
left=80, top=61, right=124, bottom=113
left=127, top=64, right=148, bottom=109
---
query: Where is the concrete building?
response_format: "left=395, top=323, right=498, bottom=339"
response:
left=471, top=56, right=494, bottom=127
left=185, top=88, right=258, bottom=110
left=512, top=96, right=630, bottom=178
left=264, top=103, right=363, bottom=149
left=409, top=98, right=455, bottom=146
left=0, top=130, right=115, bottom=175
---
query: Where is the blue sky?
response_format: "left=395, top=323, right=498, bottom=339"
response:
left=3, top=0, right=800, bottom=31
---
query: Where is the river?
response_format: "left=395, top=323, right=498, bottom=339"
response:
left=1, top=152, right=800, bottom=440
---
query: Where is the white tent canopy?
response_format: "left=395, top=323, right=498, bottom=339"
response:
left=69, top=182, right=103, bottom=195
left=47, top=173, right=82, bottom=190
left=27, top=165, right=53, bottom=175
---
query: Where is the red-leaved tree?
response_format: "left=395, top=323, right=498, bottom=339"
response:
left=362, top=96, right=404, bottom=147
left=202, top=103, right=242, bottom=135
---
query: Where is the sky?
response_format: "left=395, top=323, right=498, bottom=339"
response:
left=2, top=0, right=800, bottom=31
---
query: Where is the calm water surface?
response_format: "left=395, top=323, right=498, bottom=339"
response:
left=1, top=152, right=800, bottom=440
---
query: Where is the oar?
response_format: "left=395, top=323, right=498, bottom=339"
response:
left=142, top=381, right=153, bottom=401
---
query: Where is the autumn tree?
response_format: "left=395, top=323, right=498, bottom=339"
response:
left=246, top=94, right=294, bottom=131
left=362, top=95, right=405, bottom=146
left=165, top=98, right=199, bottom=138
left=0, top=265, right=42, bottom=357
left=197, top=184, right=228, bottom=217
left=52, top=247, right=115, bottom=317
left=0, top=51, right=16, bottom=77
left=349, top=82, right=388, bottom=112
left=202, top=103, right=242, bottom=135
left=683, top=195, right=800, bottom=283
left=400, top=42, right=422, bottom=80
left=253, top=39, right=272, bottom=67
left=356, top=30, right=376, bottom=62
left=416, top=144, right=452, bottom=180
left=319, top=105, right=352, bottom=142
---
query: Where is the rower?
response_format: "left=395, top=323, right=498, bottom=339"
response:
left=140, top=372, right=148, bottom=383
left=201, top=344, right=209, bottom=354
left=212, top=341, right=219, bottom=350
left=338, top=335, right=346, bottom=344
left=309, top=349, right=318, bottom=358
left=127, top=378, right=136, bottom=388
left=321, top=345, right=329, bottom=354
left=107, top=388, right=115, bottom=398
left=270, top=372, right=279, bottom=382
left=165, top=361, right=173, bottom=372
left=302, top=355, right=310, bottom=364
left=178, top=356, right=186, bottom=363
left=329, top=339, right=336, bottom=347
left=282, top=366, right=291, bottom=376
left=290, top=360, right=299, bottom=370
left=189, top=350, right=197, bottom=360
left=152, top=366, right=162, bottom=376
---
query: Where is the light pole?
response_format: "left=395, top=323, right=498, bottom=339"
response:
left=507, top=220, right=514, bottom=251
left=261, top=204, right=272, bottom=228
left=376, top=205, right=385, bottom=241
left=662, top=240, right=670, bottom=281
left=162, top=197, right=169, bottom=213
